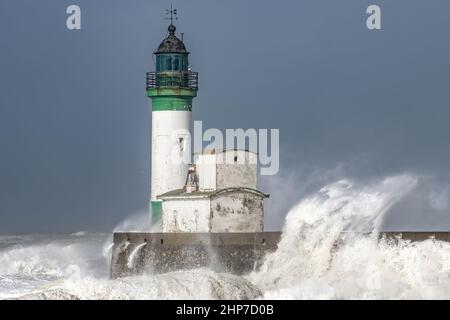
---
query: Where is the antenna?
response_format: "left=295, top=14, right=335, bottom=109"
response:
left=165, top=4, right=178, bottom=25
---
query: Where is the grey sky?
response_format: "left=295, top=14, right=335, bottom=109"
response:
left=1, top=0, right=450, bottom=233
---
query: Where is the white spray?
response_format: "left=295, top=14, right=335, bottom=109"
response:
left=127, top=243, right=147, bottom=269
left=3, top=174, right=450, bottom=300
left=249, top=174, right=450, bottom=299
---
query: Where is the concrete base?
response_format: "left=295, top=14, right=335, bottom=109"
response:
left=110, top=231, right=450, bottom=279
left=110, top=232, right=281, bottom=279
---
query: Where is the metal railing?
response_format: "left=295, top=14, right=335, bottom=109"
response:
left=146, top=71, right=198, bottom=90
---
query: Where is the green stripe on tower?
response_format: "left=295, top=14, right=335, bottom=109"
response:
left=151, top=201, right=162, bottom=226
left=147, top=88, right=197, bottom=111
left=150, top=96, right=193, bottom=111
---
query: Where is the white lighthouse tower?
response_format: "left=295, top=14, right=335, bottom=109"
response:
left=146, top=13, right=198, bottom=226
left=110, top=9, right=277, bottom=278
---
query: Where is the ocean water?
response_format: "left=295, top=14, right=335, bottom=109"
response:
left=2, top=174, right=450, bottom=300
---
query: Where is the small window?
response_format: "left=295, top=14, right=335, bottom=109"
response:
left=173, top=58, right=180, bottom=70
left=178, top=137, right=185, bottom=152
left=166, top=57, right=172, bottom=70
left=234, top=156, right=238, bottom=162
left=181, top=56, right=188, bottom=70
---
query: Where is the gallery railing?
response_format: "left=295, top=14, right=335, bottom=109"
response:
left=146, top=71, right=198, bottom=90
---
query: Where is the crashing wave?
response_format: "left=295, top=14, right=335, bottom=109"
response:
left=2, top=174, right=450, bottom=299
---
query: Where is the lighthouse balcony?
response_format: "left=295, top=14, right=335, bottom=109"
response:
left=146, top=71, right=198, bottom=90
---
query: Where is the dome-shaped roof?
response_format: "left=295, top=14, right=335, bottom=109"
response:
left=154, top=24, right=188, bottom=54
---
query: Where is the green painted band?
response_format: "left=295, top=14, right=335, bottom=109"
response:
left=151, top=201, right=162, bottom=225
left=150, top=96, right=193, bottom=111
left=147, top=88, right=197, bottom=97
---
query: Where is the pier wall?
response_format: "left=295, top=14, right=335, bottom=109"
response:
left=110, top=231, right=450, bottom=279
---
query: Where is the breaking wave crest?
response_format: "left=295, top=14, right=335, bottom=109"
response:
left=249, top=174, right=450, bottom=299
left=2, top=174, right=450, bottom=299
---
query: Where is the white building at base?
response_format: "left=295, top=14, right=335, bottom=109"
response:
left=157, top=149, right=269, bottom=233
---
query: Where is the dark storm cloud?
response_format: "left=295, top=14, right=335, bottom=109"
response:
left=0, top=0, right=449, bottom=233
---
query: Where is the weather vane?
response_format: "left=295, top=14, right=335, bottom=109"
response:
left=165, top=4, right=178, bottom=25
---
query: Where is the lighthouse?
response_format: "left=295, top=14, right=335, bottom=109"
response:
left=146, top=16, right=198, bottom=226
left=111, top=9, right=281, bottom=278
